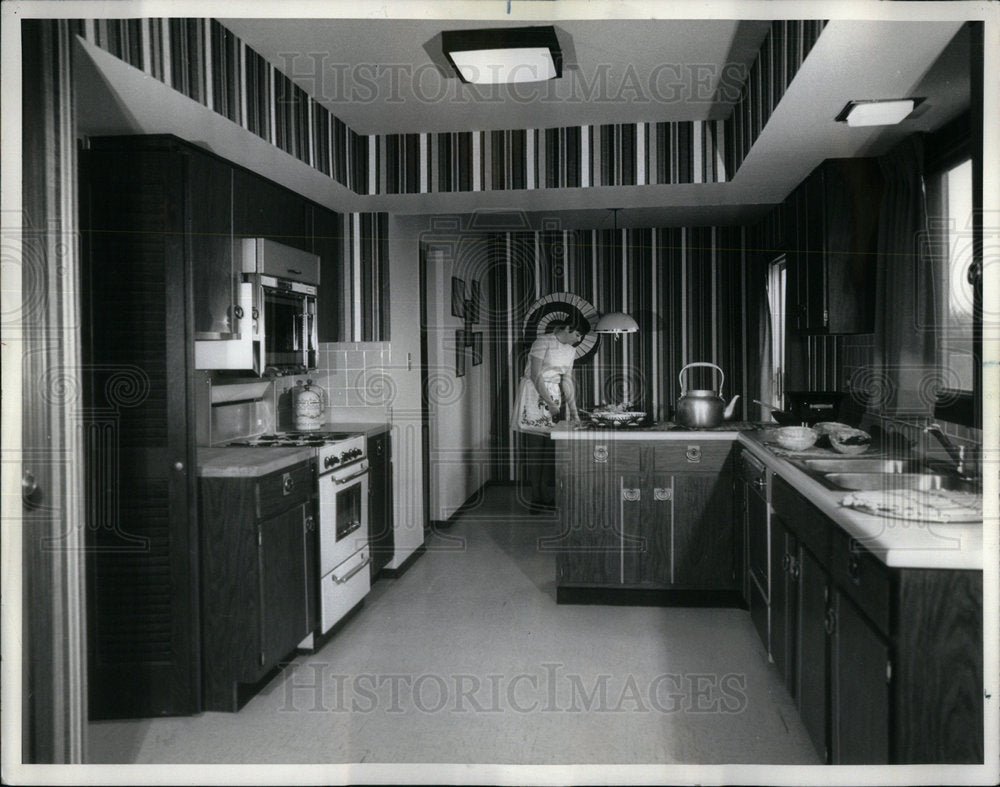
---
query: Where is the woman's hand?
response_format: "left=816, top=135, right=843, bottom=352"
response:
left=545, top=401, right=561, bottom=418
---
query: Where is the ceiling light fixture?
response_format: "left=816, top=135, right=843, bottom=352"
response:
left=835, top=98, right=923, bottom=127
left=442, top=26, right=562, bottom=85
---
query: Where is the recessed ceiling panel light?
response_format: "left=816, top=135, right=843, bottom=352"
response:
left=836, top=98, right=923, bottom=127
left=442, top=26, right=562, bottom=85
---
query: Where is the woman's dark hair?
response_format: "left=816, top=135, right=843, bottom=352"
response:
left=551, top=314, right=591, bottom=337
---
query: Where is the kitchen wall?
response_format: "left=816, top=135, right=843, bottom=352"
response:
left=481, top=225, right=751, bottom=481
left=423, top=243, right=495, bottom=522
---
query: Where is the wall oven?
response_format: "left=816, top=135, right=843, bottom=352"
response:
left=246, top=238, right=320, bottom=374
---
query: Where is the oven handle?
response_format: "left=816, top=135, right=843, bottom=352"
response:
left=332, top=555, right=371, bottom=584
left=330, top=461, right=369, bottom=485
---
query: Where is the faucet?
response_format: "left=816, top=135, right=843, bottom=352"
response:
left=922, top=423, right=972, bottom=479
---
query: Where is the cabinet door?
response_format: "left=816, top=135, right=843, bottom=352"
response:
left=258, top=504, right=310, bottom=672
left=796, top=544, right=829, bottom=762
left=822, top=159, right=882, bottom=334
left=802, top=168, right=827, bottom=331
left=232, top=167, right=311, bottom=253
left=769, top=516, right=796, bottom=692
left=831, top=589, right=890, bottom=764
left=189, top=151, right=236, bottom=339
left=313, top=205, right=343, bottom=342
left=368, top=432, right=394, bottom=579
left=671, top=472, right=735, bottom=588
left=81, top=149, right=200, bottom=719
left=638, top=472, right=674, bottom=586
left=555, top=467, right=620, bottom=585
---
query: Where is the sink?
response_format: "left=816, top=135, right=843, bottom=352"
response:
left=801, top=458, right=919, bottom=474
left=822, top=473, right=975, bottom=492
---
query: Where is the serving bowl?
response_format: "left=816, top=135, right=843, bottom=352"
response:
left=773, top=426, right=819, bottom=451
left=828, top=427, right=872, bottom=455
left=588, top=409, right=646, bottom=426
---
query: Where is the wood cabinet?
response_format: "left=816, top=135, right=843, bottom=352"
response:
left=80, top=147, right=201, bottom=720
left=555, top=438, right=736, bottom=597
left=786, top=157, right=884, bottom=335
left=199, top=460, right=316, bottom=712
left=367, top=430, right=394, bottom=580
left=768, top=474, right=982, bottom=764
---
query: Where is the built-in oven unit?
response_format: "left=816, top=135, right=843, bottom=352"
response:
left=246, top=238, right=320, bottom=374
left=194, top=238, right=320, bottom=375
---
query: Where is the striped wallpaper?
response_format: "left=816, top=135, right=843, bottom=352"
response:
left=482, top=227, right=749, bottom=480
left=344, top=212, right=391, bottom=342
left=724, top=19, right=827, bottom=176
left=77, top=17, right=825, bottom=196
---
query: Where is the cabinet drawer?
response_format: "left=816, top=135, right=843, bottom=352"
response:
left=831, top=528, right=891, bottom=635
left=257, top=461, right=314, bottom=520
left=563, top=440, right=641, bottom=472
left=738, top=450, right=767, bottom=486
left=652, top=441, right=733, bottom=472
left=771, top=476, right=831, bottom=561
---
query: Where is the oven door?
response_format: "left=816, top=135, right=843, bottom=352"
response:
left=318, top=462, right=369, bottom=576
left=261, top=281, right=317, bottom=371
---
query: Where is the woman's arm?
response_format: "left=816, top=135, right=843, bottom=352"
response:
left=559, top=372, right=579, bottom=421
left=529, top=352, right=561, bottom=417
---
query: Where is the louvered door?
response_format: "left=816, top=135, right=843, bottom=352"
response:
left=80, top=149, right=200, bottom=718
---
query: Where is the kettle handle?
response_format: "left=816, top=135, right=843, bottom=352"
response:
left=679, top=362, right=724, bottom=396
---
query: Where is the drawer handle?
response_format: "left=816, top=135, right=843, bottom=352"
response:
left=283, top=473, right=294, bottom=494
left=685, top=445, right=702, bottom=463
left=788, top=556, right=800, bottom=580
left=847, top=554, right=861, bottom=582
left=781, top=553, right=791, bottom=573
left=304, top=515, right=315, bottom=532
left=622, top=488, right=641, bottom=502
left=824, top=608, right=837, bottom=635
left=752, top=477, right=766, bottom=492
left=593, top=445, right=609, bottom=463
left=332, top=555, right=370, bottom=584
left=653, top=487, right=672, bottom=502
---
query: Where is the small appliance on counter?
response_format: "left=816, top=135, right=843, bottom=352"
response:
left=674, top=362, right=741, bottom=429
left=293, top=379, right=327, bottom=431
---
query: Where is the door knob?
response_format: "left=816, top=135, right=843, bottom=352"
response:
left=22, top=469, right=43, bottom=509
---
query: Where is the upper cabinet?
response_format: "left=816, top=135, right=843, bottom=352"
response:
left=787, top=158, right=884, bottom=335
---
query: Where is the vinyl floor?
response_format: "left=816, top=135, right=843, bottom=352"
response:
left=86, top=485, right=820, bottom=779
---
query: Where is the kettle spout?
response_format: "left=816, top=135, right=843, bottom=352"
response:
left=723, top=395, right=741, bottom=420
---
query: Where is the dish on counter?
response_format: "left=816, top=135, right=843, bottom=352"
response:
left=585, top=406, right=646, bottom=426
left=828, top=427, right=872, bottom=454
left=813, top=421, right=853, bottom=435
left=773, top=426, right=819, bottom=451
left=841, top=489, right=982, bottom=523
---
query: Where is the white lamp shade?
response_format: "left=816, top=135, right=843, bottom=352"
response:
left=595, top=312, right=639, bottom=334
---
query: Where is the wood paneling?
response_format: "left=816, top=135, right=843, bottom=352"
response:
left=894, top=569, right=984, bottom=763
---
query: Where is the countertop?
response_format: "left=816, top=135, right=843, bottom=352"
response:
left=737, top=431, right=983, bottom=570
left=550, top=421, right=757, bottom=440
left=552, top=422, right=984, bottom=570
left=197, top=420, right=389, bottom=477
left=198, top=446, right=316, bottom=478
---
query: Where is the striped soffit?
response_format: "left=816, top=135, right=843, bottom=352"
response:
left=78, top=17, right=825, bottom=197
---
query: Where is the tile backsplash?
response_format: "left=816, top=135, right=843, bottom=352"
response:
left=273, top=342, right=392, bottom=430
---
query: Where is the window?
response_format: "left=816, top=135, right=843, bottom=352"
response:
left=767, top=256, right=787, bottom=408
left=925, top=156, right=976, bottom=394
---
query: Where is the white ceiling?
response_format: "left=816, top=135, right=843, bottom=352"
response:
left=220, top=18, right=771, bottom=135
left=76, top=12, right=973, bottom=227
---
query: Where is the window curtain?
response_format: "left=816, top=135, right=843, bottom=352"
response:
left=871, top=136, right=940, bottom=416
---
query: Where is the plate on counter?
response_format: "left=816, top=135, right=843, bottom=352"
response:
left=841, top=489, right=982, bottom=523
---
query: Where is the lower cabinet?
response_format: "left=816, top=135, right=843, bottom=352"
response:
left=199, top=460, right=316, bottom=711
left=769, top=474, right=982, bottom=764
left=555, top=438, right=735, bottom=592
left=367, top=430, right=394, bottom=580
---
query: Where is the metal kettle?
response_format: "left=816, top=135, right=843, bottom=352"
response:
left=675, top=362, right=740, bottom=429
left=293, top=379, right=327, bottom=432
